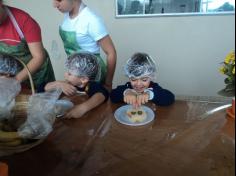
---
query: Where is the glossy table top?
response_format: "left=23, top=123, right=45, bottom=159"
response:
left=0, top=95, right=235, bottom=176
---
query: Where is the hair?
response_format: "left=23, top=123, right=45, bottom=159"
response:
left=124, top=52, right=157, bottom=79
left=65, top=52, right=101, bottom=81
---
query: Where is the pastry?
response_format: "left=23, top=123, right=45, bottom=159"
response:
left=126, top=108, right=147, bottom=123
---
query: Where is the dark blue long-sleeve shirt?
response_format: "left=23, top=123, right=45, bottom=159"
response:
left=110, top=82, right=175, bottom=106
left=77, top=81, right=109, bottom=102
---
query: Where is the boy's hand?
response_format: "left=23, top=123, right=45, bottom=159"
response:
left=124, top=89, right=138, bottom=108
left=124, top=89, right=150, bottom=108
left=59, top=82, right=77, bottom=96
left=64, top=104, right=87, bottom=119
left=136, top=92, right=149, bottom=107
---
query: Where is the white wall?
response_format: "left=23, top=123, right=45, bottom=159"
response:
left=6, top=0, right=235, bottom=97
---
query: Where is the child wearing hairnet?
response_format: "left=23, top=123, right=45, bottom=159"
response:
left=44, top=52, right=109, bottom=118
left=110, top=52, right=175, bottom=108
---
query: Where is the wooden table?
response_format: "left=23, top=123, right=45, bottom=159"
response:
left=0, top=95, right=235, bottom=176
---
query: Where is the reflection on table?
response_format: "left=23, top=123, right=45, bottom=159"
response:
left=0, top=95, right=235, bottom=176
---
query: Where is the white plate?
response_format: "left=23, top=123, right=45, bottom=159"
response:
left=54, top=99, right=74, bottom=118
left=114, top=105, right=155, bottom=126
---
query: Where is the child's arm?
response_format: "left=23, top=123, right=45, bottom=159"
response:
left=151, top=83, right=175, bottom=106
left=64, top=82, right=109, bottom=118
left=44, top=81, right=77, bottom=96
left=64, top=93, right=105, bottom=118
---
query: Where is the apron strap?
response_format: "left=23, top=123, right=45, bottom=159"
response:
left=5, top=7, right=25, bottom=40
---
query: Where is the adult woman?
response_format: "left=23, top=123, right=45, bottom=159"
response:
left=0, top=1, right=55, bottom=92
left=53, top=0, right=116, bottom=89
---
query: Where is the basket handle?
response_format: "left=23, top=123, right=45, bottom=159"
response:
left=14, top=58, right=35, bottom=95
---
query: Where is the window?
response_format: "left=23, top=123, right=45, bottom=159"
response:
left=116, top=0, right=235, bottom=17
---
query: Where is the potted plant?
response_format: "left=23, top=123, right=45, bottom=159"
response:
left=218, top=51, right=235, bottom=118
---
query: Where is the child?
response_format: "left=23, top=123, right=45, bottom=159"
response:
left=53, top=0, right=117, bottom=89
left=45, top=52, right=109, bottom=118
left=110, top=52, right=175, bottom=108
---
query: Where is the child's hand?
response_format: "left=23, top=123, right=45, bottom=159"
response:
left=124, top=89, right=150, bottom=108
left=124, top=89, right=138, bottom=108
left=136, top=92, right=149, bottom=107
left=59, top=82, right=77, bottom=96
left=64, top=104, right=87, bottom=119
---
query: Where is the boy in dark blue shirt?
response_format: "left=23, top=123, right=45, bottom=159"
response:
left=45, top=52, right=109, bottom=118
left=110, top=52, right=175, bottom=108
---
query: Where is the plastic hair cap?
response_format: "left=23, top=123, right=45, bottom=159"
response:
left=65, top=52, right=101, bottom=81
left=0, top=53, right=21, bottom=76
left=124, top=52, right=157, bottom=79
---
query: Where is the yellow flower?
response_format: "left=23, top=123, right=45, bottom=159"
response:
left=219, top=51, right=235, bottom=96
left=219, top=66, right=226, bottom=74
left=224, top=51, right=235, bottom=64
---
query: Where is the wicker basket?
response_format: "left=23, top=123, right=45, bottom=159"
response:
left=0, top=57, right=45, bottom=157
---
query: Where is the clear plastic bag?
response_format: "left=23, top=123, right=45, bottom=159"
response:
left=18, top=89, right=62, bottom=139
left=54, top=99, right=74, bottom=118
left=0, top=78, right=21, bottom=120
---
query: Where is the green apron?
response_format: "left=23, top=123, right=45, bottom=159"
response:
left=0, top=7, right=55, bottom=91
left=0, top=41, right=55, bottom=89
left=59, top=27, right=107, bottom=83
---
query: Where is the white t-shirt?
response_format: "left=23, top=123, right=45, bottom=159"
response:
left=60, top=7, right=108, bottom=54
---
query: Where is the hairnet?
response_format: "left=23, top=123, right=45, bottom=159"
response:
left=124, top=52, right=157, bottom=79
left=65, top=52, right=101, bottom=81
left=0, top=53, right=21, bottom=76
